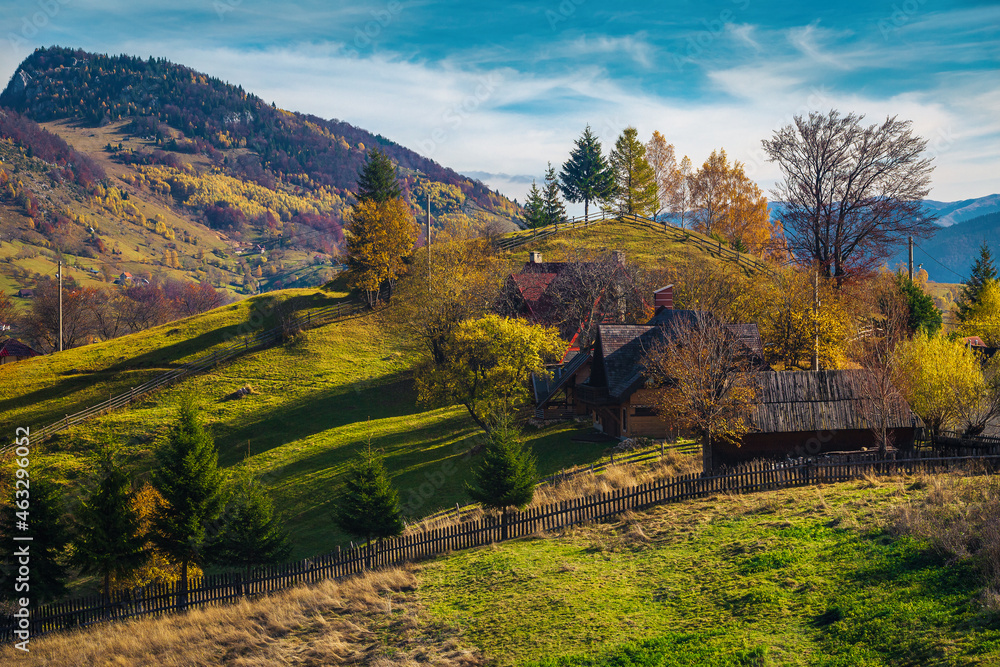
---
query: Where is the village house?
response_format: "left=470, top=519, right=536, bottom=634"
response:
left=16, top=288, right=33, bottom=298
left=0, top=338, right=41, bottom=365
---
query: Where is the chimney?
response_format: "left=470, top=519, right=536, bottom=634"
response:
left=529, top=251, right=543, bottom=264
left=612, top=250, right=625, bottom=265
left=654, top=285, right=674, bottom=310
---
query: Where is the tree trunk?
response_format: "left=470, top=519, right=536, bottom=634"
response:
left=463, top=402, right=490, bottom=434
left=178, top=559, right=188, bottom=611
left=701, top=431, right=713, bottom=475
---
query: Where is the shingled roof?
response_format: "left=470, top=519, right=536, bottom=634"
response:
left=0, top=338, right=40, bottom=359
left=750, top=370, right=920, bottom=433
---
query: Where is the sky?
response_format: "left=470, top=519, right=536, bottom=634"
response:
left=0, top=0, right=998, bottom=208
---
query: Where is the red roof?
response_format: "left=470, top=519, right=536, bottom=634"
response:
left=0, top=338, right=40, bottom=358
left=511, top=272, right=557, bottom=305
left=964, top=336, right=987, bottom=347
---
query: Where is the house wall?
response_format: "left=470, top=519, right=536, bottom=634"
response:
left=0, top=354, right=30, bottom=365
left=718, top=428, right=918, bottom=465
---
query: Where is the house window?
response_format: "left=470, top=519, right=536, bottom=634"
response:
left=634, top=406, right=657, bottom=417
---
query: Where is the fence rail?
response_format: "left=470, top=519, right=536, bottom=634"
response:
left=5, top=451, right=995, bottom=643
left=2, top=299, right=367, bottom=454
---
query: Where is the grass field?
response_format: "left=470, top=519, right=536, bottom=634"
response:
left=7, top=474, right=999, bottom=666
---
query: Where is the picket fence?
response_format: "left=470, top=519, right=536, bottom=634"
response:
left=1, top=299, right=366, bottom=455
left=4, top=452, right=995, bottom=643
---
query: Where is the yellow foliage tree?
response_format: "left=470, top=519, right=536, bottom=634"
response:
left=346, top=198, right=417, bottom=306
left=961, top=279, right=1000, bottom=346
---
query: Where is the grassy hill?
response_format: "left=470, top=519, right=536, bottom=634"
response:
left=6, top=474, right=998, bottom=665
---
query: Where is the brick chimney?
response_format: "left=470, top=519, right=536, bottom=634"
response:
left=654, top=285, right=674, bottom=310
left=529, top=251, right=543, bottom=264
left=612, top=250, right=625, bottom=265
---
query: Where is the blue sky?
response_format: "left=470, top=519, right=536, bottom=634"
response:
left=1, top=0, right=998, bottom=207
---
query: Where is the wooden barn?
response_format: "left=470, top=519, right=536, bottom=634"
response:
left=0, top=338, right=41, bottom=365
left=719, top=370, right=923, bottom=467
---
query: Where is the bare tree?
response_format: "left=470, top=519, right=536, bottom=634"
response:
left=643, top=311, right=765, bottom=473
left=956, top=357, right=1000, bottom=437
left=0, top=289, right=14, bottom=329
left=21, top=278, right=99, bottom=351
left=763, top=110, right=935, bottom=282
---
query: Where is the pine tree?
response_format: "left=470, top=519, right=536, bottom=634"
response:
left=521, top=180, right=547, bottom=228
left=72, top=447, right=147, bottom=605
left=957, top=241, right=997, bottom=322
left=333, top=441, right=404, bottom=566
left=151, top=399, right=227, bottom=609
left=609, top=127, right=658, bottom=218
left=560, top=126, right=615, bottom=218
left=1, top=475, right=70, bottom=603
left=207, top=466, right=291, bottom=583
left=542, top=163, right=566, bottom=226
left=467, top=418, right=537, bottom=539
left=356, top=148, right=401, bottom=203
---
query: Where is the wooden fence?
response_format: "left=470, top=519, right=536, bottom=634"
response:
left=4, top=451, right=996, bottom=643
left=1, top=299, right=366, bottom=455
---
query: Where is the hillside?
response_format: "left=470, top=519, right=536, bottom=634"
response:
left=5, top=475, right=998, bottom=665
left=0, top=46, right=522, bottom=317
left=890, top=211, right=1000, bottom=282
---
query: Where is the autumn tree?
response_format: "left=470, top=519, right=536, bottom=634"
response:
left=668, top=155, right=694, bottom=229
left=896, top=332, right=985, bottom=437
left=71, top=446, right=147, bottom=606
left=645, top=131, right=679, bottom=219
left=960, top=279, right=1000, bottom=346
left=0, top=289, right=14, bottom=328
left=151, top=399, right=227, bottom=609
left=559, top=125, right=615, bottom=218
left=956, top=241, right=997, bottom=322
left=346, top=198, right=417, bottom=306
left=416, top=315, right=564, bottom=432
left=21, top=277, right=99, bottom=351
left=643, top=312, right=764, bottom=473
left=356, top=148, right=402, bottom=204
left=763, top=111, right=936, bottom=281
left=333, top=441, right=403, bottom=567
left=608, top=127, right=658, bottom=217
left=542, top=163, right=567, bottom=226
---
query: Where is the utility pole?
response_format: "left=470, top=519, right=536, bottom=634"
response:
left=908, top=236, right=913, bottom=282
left=57, top=259, right=63, bottom=353
left=813, top=269, right=819, bottom=372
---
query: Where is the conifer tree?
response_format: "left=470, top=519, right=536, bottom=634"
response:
left=521, top=181, right=547, bottom=228
left=467, top=416, right=537, bottom=539
left=151, top=399, right=227, bottom=609
left=72, top=447, right=147, bottom=605
left=542, top=163, right=566, bottom=226
left=608, top=127, right=658, bottom=218
left=1, top=475, right=70, bottom=603
left=356, top=148, right=401, bottom=203
left=559, top=125, right=615, bottom=218
left=957, top=241, right=997, bottom=322
left=207, top=466, right=291, bottom=583
left=333, top=441, right=404, bottom=565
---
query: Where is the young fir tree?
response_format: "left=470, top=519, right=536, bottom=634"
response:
left=151, top=399, right=227, bottom=609
left=957, top=241, right=998, bottom=322
left=207, top=466, right=291, bottom=584
left=895, top=272, right=943, bottom=336
left=542, top=163, right=567, bottom=226
left=467, top=417, right=537, bottom=538
left=1, top=475, right=70, bottom=603
left=356, top=147, right=402, bottom=203
left=72, top=447, right=147, bottom=605
left=608, top=127, right=659, bottom=218
left=333, top=441, right=404, bottom=566
left=560, top=125, right=615, bottom=218
left=521, top=181, right=547, bottom=228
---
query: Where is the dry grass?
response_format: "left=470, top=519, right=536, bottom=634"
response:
left=1, top=567, right=482, bottom=666
left=405, top=451, right=700, bottom=535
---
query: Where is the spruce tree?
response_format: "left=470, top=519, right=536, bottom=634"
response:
left=895, top=272, right=943, bottom=336
left=543, top=163, right=567, bottom=226
left=521, top=181, right=547, bottom=228
left=356, top=148, right=401, bottom=203
left=957, top=241, right=997, bottom=322
left=72, top=447, right=147, bottom=605
left=333, top=442, right=404, bottom=565
left=467, top=418, right=537, bottom=539
left=609, top=127, right=659, bottom=218
left=151, top=399, right=227, bottom=609
left=1, top=475, right=70, bottom=603
left=207, top=466, right=291, bottom=584
left=560, top=125, right=615, bottom=218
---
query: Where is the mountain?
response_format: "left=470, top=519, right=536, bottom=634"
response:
left=922, top=195, right=1000, bottom=227
left=0, top=47, right=522, bottom=300
left=888, top=210, right=1000, bottom=282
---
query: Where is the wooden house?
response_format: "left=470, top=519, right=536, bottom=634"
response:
left=0, top=338, right=41, bottom=365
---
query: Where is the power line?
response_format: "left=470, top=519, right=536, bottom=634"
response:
left=912, top=240, right=967, bottom=283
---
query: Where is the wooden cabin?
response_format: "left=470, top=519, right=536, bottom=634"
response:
left=0, top=338, right=41, bottom=365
